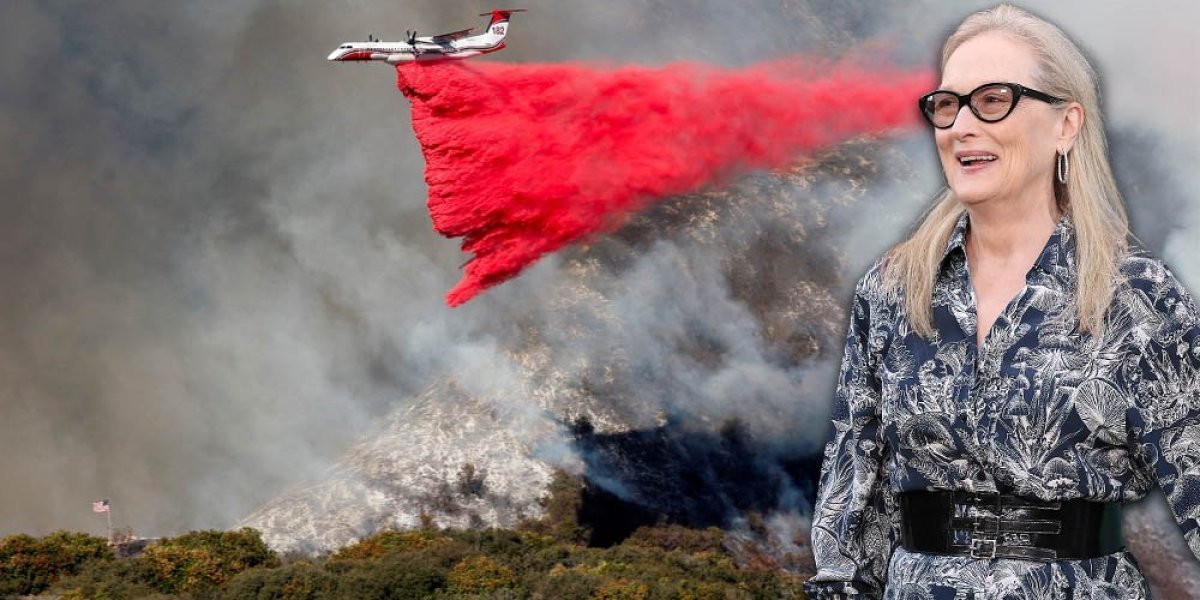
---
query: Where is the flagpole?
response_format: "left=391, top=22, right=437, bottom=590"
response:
left=94, top=499, right=113, bottom=544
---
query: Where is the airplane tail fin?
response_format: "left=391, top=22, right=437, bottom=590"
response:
left=479, top=9, right=524, bottom=39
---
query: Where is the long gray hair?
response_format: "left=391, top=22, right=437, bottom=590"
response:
left=883, top=4, right=1128, bottom=338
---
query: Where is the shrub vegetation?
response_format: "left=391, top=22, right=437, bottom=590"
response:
left=18, top=472, right=808, bottom=599
left=0, top=530, right=112, bottom=596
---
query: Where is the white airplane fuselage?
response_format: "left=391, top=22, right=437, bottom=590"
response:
left=328, top=13, right=514, bottom=64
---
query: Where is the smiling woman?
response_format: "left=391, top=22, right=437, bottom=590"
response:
left=804, top=4, right=1200, bottom=600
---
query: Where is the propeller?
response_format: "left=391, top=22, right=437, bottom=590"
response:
left=406, top=30, right=417, bottom=45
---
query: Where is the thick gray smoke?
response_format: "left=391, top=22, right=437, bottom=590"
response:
left=1, top=1, right=1196, bottom=585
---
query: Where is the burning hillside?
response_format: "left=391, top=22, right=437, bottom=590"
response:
left=240, top=138, right=906, bottom=556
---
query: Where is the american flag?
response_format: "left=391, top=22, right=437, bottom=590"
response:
left=92, top=499, right=110, bottom=514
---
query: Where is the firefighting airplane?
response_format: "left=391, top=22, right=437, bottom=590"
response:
left=327, top=10, right=524, bottom=64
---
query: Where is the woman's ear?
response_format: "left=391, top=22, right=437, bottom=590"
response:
left=1058, top=102, right=1084, bottom=152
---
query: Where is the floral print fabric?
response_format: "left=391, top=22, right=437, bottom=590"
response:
left=804, top=212, right=1200, bottom=599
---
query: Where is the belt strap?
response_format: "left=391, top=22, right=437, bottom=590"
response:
left=898, top=490, right=1123, bottom=561
left=949, top=517, right=1061, bottom=534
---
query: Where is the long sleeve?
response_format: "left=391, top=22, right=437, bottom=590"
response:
left=804, top=277, right=896, bottom=600
left=1126, top=266, right=1200, bottom=561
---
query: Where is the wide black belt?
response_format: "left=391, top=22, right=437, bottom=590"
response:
left=898, top=490, right=1123, bottom=561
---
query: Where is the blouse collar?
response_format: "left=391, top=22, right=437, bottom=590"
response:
left=938, top=210, right=1076, bottom=283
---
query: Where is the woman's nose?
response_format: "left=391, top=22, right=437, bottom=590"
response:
left=948, top=104, right=982, bottom=134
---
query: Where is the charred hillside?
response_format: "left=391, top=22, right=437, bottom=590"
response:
left=573, top=416, right=822, bottom=547
left=240, top=138, right=910, bottom=556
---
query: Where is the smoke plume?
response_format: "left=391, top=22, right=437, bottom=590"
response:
left=396, top=60, right=930, bottom=305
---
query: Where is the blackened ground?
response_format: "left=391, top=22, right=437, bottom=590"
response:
left=572, top=417, right=822, bottom=547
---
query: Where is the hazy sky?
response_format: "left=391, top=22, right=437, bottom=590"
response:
left=0, top=0, right=1196, bottom=540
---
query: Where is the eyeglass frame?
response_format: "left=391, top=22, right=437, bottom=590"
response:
left=918, top=82, right=1066, bottom=129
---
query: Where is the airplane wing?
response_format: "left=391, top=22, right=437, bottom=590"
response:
left=428, top=27, right=474, bottom=43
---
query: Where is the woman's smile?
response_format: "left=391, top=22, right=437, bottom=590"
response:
left=955, top=150, right=999, bottom=174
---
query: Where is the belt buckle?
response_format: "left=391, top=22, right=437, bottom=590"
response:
left=970, top=537, right=997, bottom=559
left=968, top=493, right=1002, bottom=559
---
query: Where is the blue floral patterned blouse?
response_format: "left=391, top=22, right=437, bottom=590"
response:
left=804, top=211, right=1200, bottom=599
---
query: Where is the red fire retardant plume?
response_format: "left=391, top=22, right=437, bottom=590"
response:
left=395, top=60, right=931, bottom=306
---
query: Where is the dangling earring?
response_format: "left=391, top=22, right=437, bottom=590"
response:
left=1056, top=149, right=1070, bottom=184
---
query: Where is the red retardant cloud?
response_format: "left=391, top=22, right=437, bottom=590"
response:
left=395, top=60, right=931, bottom=306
